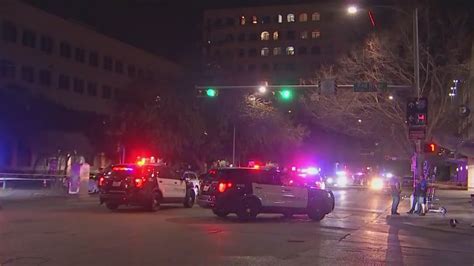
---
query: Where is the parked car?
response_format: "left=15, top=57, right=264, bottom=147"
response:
left=197, top=168, right=335, bottom=221
left=99, top=164, right=195, bottom=211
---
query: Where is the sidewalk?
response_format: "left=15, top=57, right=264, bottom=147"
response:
left=395, top=190, right=474, bottom=233
left=0, top=188, right=67, bottom=202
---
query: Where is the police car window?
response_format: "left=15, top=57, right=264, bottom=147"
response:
left=217, top=169, right=259, bottom=183
left=259, top=172, right=282, bottom=185
left=157, top=167, right=178, bottom=179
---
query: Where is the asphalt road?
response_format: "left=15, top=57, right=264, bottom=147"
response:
left=1, top=189, right=473, bottom=266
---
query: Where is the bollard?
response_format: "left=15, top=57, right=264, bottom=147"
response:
left=2, top=180, right=5, bottom=189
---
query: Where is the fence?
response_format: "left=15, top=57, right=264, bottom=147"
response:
left=0, top=173, right=68, bottom=190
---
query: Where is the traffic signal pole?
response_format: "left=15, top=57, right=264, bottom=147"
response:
left=413, top=8, right=422, bottom=188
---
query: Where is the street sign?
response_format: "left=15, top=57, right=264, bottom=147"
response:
left=320, top=79, right=335, bottom=95
left=354, top=82, right=377, bottom=92
left=409, top=127, right=426, bottom=140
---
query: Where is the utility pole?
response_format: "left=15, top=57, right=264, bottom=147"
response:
left=232, top=125, right=236, bottom=166
left=413, top=8, right=423, bottom=188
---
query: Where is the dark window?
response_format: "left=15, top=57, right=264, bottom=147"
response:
left=285, top=63, right=295, bottom=70
left=0, top=60, right=16, bottom=79
left=128, top=65, right=136, bottom=78
left=115, top=61, right=123, bottom=74
left=145, top=70, right=153, bottom=80
left=75, top=48, right=85, bottom=63
left=59, top=42, right=71, bottom=58
left=21, top=66, right=34, bottom=83
left=2, top=21, right=17, bottom=43
left=89, top=51, right=99, bottom=67
left=214, top=18, right=223, bottom=28
left=214, top=49, right=221, bottom=57
left=58, top=74, right=70, bottom=90
left=102, top=85, right=112, bottom=99
left=249, top=33, right=258, bottom=41
left=273, top=63, right=279, bottom=70
left=38, top=69, right=51, bottom=87
left=73, top=78, right=84, bottom=94
left=225, top=34, right=234, bottom=42
left=248, top=64, right=256, bottom=71
left=237, top=33, right=245, bottom=42
left=87, top=82, right=97, bottom=96
left=103, top=56, right=113, bottom=71
left=114, top=88, right=121, bottom=98
left=237, top=65, right=243, bottom=72
left=22, top=29, right=36, bottom=48
left=287, top=30, right=296, bottom=40
left=261, top=63, right=270, bottom=71
left=248, top=48, right=257, bottom=57
left=311, top=46, right=321, bottom=55
left=40, top=35, right=53, bottom=54
left=225, top=17, right=235, bottom=26
left=238, top=49, right=245, bottom=57
left=138, top=68, right=144, bottom=79
left=298, top=46, right=308, bottom=55
left=261, top=16, right=271, bottom=24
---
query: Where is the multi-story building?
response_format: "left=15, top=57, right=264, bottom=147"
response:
left=0, top=0, right=182, bottom=115
left=202, top=3, right=364, bottom=86
left=0, top=0, right=182, bottom=171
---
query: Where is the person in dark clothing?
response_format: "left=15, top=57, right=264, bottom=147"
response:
left=418, top=177, right=428, bottom=216
left=390, top=177, right=401, bottom=215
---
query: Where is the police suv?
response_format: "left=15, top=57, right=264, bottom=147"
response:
left=197, top=168, right=335, bottom=221
left=99, top=164, right=195, bottom=211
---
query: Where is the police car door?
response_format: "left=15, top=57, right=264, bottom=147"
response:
left=281, top=174, right=308, bottom=209
left=252, top=171, right=286, bottom=208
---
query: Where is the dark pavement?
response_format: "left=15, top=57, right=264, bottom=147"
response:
left=0, top=189, right=473, bottom=266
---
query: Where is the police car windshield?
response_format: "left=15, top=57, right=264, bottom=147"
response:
left=208, top=169, right=262, bottom=181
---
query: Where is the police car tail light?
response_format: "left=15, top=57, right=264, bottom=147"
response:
left=99, top=177, right=105, bottom=187
left=218, top=181, right=233, bottom=193
left=134, top=177, right=145, bottom=188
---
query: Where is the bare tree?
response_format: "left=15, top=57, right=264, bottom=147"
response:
left=304, top=7, right=471, bottom=157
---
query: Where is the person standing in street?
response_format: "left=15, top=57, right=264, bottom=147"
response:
left=390, top=177, right=401, bottom=215
left=419, top=176, right=428, bottom=216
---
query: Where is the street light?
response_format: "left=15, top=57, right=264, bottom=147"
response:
left=347, top=5, right=358, bottom=14
left=258, top=86, right=267, bottom=94
left=388, top=95, right=394, bottom=100
left=358, top=119, right=362, bottom=123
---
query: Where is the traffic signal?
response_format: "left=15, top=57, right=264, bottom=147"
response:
left=279, top=88, right=293, bottom=101
left=197, top=87, right=218, bottom=97
left=424, top=143, right=436, bottom=153
left=407, top=98, right=428, bottom=127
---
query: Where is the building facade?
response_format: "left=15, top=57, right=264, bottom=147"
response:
left=0, top=0, right=182, bottom=171
left=202, top=3, right=363, bottom=86
left=0, top=0, right=182, bottom=115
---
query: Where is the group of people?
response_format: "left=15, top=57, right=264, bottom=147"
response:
left=390, top=176, right=429, bottom=216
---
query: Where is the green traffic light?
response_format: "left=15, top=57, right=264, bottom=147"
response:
left=279, top=89, right=293, bottom=100
left=206, top=88, right=217, bottom=97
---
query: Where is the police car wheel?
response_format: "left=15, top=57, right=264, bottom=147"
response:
left=184, top=190, right=195, bottom=208
left=212, top=209, right=229, bottom=218
left=146, top=197, right=159, bottom=212
left=106, top=203, right=119, bottom=211
left=308, top=208, right=325, bottom=221
left=237, top=198, right=259, bottom=221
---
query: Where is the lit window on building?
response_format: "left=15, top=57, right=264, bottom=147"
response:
left=312, top=30, right=321, bottom=39
left=277, top=14, right=283, bottom=23
left=286, top=46, right=295, bottom=56
left=252, top=16, right=258, bottom=24
left=21, top=66, right=34, bottom=83
left=273, top=47, right=282, bottom=55
left=261, top=31, right=270, bottom=41
left=240, top=16, right=246, bottom=25
left=270, top=31, right=279, bottom=41
left=312, top=12, right=321, bottom=21
left=261, top=47, right=270, bottom=56
left=299, top=13, right=308, bottom=22
left=287, top=14, right=295, bottom=22
left=300, top=31, right=308, bottom=39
